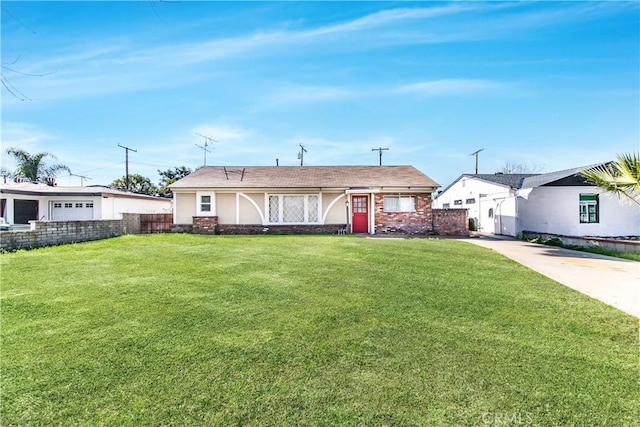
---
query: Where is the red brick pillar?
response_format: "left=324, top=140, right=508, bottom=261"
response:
left=192, top=216, right=218, bottom=234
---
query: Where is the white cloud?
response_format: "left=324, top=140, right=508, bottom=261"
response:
left=395, top=79, right=509, bottom=96
left=0, top=122, right=56, bottom=149
left=192, top=124, right=252, bottom=142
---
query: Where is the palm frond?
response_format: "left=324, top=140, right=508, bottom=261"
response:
left=580, top=152, right=640, bottom=207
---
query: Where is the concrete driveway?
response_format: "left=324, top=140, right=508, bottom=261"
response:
left=461, top=234, right=640, bottom=318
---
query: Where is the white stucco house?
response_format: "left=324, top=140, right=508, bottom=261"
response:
left=433, top=173, right=537, bottom=236
left=0, top=183, right=172, bottom=225
left=169, top=165, right=456, bottom=235
left=517, top=165, right=639, bottom=237
left=434, top=164, right=639, bottom=238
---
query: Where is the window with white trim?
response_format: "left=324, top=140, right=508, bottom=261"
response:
left=196, top=192, right=214, bottom=215
left=442, top=203, right=450, bottom=209
left=268, top=194, right=320, bottom=223
left=383, top=195, right=416, bottom=212
left=579, top=194, right=599, bottom=223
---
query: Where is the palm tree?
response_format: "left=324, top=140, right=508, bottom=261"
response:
left=5, top=147, right=71, bottom=184
left=580, top=153, right=640, bottom=207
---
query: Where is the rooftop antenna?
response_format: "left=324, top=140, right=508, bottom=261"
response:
left=297, top=144, right=307, bottom=166
left=470, top=148, right=484, bottom=174
left=371, top=147, right=389, bottom=166
left=69, top=173, right=92, bottom=186
left=117, top=144, right=137, bottom=191
left=195, top=133, right=218, bottom=166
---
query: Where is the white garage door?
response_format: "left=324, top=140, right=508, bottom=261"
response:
left=51, top=201, right=94, bottom=220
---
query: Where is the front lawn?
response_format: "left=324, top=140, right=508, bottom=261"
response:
left=1, top=235, right=637, bottom=425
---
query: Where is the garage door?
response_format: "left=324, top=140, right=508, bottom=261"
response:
left=51, top=201, right=94, bottom=221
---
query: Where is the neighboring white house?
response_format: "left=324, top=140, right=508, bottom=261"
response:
left=433, top=173, right=536, bottom=236
left=434, top=165, right=640, bottom=238
left=0, top=183, right=172, bottom=224
left=517, top=165, right=639, bottom=237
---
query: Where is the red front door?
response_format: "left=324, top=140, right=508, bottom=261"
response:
left=352, top=195, right=368, bottom=233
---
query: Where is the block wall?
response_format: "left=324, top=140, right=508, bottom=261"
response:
left=0, top=220, right=125, bottom=251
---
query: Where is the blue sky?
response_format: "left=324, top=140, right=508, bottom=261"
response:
left=1, top=1, right=638, bottom=188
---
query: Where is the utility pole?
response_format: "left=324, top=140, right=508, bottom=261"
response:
left=371, top=147, right=389, bottom=166
left=297, top=144, right=307, bottom=166
left=470, top=148, right=484, bottom=174
left=118, top=144, right=137, bottom=191
left=195, top=133, right=217, bottom=166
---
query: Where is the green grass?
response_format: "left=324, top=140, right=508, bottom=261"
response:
left=1, top=234, right=637, bottom=426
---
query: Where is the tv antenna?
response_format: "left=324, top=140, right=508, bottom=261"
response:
left=69, top=173, right=92, bottom=186
left=371, top=147, right=389, bottom=166
left=297, top=144, right=307, bottom=166
left=117, top=144, right=137, bottom=191
left=195, top=133, right=218, bottom=166
left=470, top=148, right=484, bottom=174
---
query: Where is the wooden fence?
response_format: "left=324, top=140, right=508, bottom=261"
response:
left=140, top=213, right=173, bottom=233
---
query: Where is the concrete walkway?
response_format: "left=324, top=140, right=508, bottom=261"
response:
left=460, top=234, right=640, bottom=318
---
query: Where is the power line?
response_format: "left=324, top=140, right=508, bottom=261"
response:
left=371, top=147, right=389, bottom=166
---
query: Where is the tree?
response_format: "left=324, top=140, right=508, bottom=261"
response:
left=157, top=166, right=192, bottom=197
left=5, top=147, right=71, bottom=184
left=580, top=153, right=640, bottom=207
left=110, top=174, right=158, bottom=195
left=499, top=162, right=543, bottom=174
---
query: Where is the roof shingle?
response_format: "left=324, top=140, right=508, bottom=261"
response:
left=170, top=165, right=439, bottom=189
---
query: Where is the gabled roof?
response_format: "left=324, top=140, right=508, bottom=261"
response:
left=0, top=183, right=168, bottom=200
left=436, top=173, right=538, bottom=197
left=520, top=163, right=605, bottom=189
left=170, top=165, right=439, bottom=190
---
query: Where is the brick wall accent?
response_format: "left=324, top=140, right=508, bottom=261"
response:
left=193, top=216, right=219, bottom=234
left=432, top=209, right=468, bottom=236
left=374, top=193, right=433, bottom=235
left=217, top=224, right=347, bottom=235
left=0, top=220, right=125, bottom=251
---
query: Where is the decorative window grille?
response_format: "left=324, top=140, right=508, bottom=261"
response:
left=268, top=194, right=320, bottom=224
left=269, top=196, right=279, bottom=222
left=283, top=196, right=304, bottom=222
left=307, top=195, right=319, bottom=222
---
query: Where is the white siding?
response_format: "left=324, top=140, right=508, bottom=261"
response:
left=100, top=195, right=171, bottom=220
left=434, top=177, right=517, bottom=235
left=517, top=186, right=640, bottom=237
